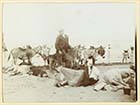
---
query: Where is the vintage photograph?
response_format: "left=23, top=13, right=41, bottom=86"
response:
left=2, top=3, right=137, bottom=102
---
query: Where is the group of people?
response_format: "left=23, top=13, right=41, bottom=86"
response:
left=54, top=30, right=135, bottom=93
left=55, top=62, right=135, bottom=93
left=2, top=30, right=136, bottom=94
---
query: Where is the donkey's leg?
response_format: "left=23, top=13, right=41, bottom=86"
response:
left=49, top=57, right=53, bottom=70
left=27, top=57, right=32, bottom=65
left=23, top=59, right=25, bottom=63
left=47, top=57, right=50, bottom=65
left=122, top=57, right=124, bottom=63
left=13, top=58, right=17, bottom=65
left=80, top=59, right=83, bottom=65
left=44, top=60, right=46, bottom=66
left=28, top=60, right=32, bottom=65
left=19, top=59, right=26, bottom=65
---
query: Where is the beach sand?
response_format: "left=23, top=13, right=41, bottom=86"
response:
left=2, top=64, right=136, bottom=102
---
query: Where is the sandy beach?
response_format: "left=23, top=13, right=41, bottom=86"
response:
left=2, top=64, right=136, bottom=102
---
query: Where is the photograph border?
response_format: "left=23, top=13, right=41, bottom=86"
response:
left=0, top=0, right=140, bottom=105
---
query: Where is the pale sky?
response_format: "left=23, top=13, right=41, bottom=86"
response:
left=3, top=3, right=136, bottom=56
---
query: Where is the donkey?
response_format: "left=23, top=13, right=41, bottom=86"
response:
left=8, top=45, right=42, bottom=65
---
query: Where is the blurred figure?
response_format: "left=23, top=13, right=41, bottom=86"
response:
left=55, top=29, right=71, bottom=54
left=122, top=50, right=129, bottom=63
left=130, top=46, right=134, bottom=64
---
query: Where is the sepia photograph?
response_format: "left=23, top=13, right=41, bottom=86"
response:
left=1, top=2, right=138, bottom=103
